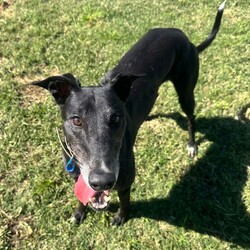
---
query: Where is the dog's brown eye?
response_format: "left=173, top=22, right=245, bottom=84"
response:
left=72, top=116, right=82, bottom=126
left=110, top=114, right=121, bottom=125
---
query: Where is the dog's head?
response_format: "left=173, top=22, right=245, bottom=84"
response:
left=32, top=72, right=138, bottom=210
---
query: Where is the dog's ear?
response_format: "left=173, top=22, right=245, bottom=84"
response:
left=31, top=73, right=81, bottom=105
left=112, top=73, right=143, bottom=102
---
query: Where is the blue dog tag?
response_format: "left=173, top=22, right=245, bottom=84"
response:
left=66, top=156, right=75, bottom=172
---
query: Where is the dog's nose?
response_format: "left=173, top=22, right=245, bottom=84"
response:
left=89, top=172, right=116, bottom=191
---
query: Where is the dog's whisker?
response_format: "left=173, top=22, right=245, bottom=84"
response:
left=56, top=128, right=85, bottom=170
left=56, top=128, right=73, bottom=158
left=64, top=136, right=75, bottom=156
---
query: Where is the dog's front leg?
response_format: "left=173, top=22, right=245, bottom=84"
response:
left=112, top=188, right=131, bottom=226
left=74, top=202, right=87, bottom=224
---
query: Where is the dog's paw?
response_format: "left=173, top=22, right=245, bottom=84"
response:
left=111, top=215, right=125, bottom=226
left=111, top=208, right=127, bottom=226
left=74, top=209, right=87, bottom=224
left=187, top=144, right=198, bottom=158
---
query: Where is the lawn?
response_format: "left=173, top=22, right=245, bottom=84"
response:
left=0, top=0, right=249, bottom=249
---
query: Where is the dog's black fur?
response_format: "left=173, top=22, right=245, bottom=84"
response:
left=32, top=2, right=226, bottom=225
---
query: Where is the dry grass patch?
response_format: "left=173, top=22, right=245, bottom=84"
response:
left=18, top=83, right=49, bottom=108
left=16, top=69, right=61, bottom=108
left=0, top=0, right=15, bottom=18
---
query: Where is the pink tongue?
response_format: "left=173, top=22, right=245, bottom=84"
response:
left=74, top=175, right=96, bottom=206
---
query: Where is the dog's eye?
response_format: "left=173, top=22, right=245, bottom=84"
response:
left=72, top=116, right=82, bottom=126
left=110, top=114, right=121, bottom=125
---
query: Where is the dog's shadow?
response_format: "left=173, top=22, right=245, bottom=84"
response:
left=130, top=113, right=250, bottom=247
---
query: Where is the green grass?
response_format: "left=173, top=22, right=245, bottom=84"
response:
left=0, top=0, right=249, bottom=249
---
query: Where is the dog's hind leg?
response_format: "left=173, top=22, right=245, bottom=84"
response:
left=175, top=84, right=198, bottom=157
left=181, top=93, right=197, bottom=157
left=171, top=53, right=199, bottom=157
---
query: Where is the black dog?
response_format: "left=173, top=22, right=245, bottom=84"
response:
left=32, top=1, right=226, bottom=225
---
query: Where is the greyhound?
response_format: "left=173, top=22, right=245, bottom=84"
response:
left=32, top=1, right=226, bottom=225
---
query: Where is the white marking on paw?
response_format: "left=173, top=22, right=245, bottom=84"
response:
left=218, top=0, right=226, bottom=11
left=187, top=145, right=197, bottom=158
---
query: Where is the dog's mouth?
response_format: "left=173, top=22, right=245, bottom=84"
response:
left=88, top=191, right=110, bottom=211
left=74, top=175, right=111, bottom=211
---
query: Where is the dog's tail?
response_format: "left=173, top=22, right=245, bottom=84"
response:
left=197, top=0, right=226, bottom=53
